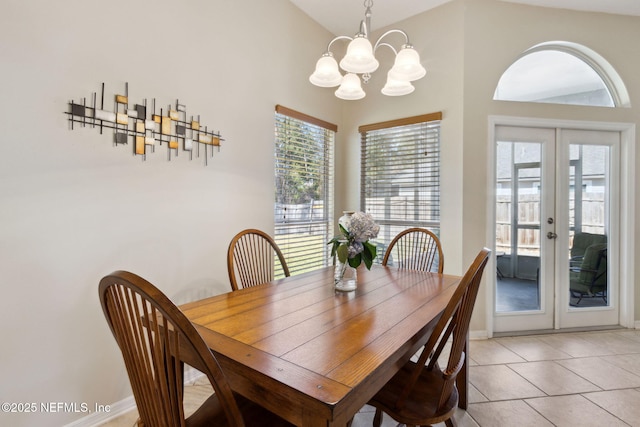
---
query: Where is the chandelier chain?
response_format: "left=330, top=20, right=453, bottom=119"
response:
left=364, top=0, right=373, bottom=8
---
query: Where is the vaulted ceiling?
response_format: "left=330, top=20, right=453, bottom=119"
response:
left=289, top=0, right=640, bottom=36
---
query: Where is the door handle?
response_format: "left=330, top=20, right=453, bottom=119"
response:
left=547, top=232, right=558, bottom=239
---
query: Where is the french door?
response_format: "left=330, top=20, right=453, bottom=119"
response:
left=494, top=125, right=620, bottom=332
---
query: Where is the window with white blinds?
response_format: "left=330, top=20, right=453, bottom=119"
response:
left=274, top=105, right=336, bottom=276
left=360, top=112, right=442, bottom=257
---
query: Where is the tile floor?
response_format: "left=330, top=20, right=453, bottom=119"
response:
left=101, top=328, right=640, bottom=426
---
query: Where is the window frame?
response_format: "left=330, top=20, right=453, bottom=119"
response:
left=494, top=41, right=630, bottom=108
left=274, top=105, right=336, bottom=276
left=359, top=112, right=442, bottom=259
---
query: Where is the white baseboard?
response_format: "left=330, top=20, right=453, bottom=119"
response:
left=63, top=395, right=136, bottom=427
left=469, top=329, right=489, bottom=340
left=635, top=320, right=640, bottom=329
left=64, top=367, right=205, bottom=427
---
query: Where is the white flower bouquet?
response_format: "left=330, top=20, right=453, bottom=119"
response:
left=328, top=211, right=380, bottom=270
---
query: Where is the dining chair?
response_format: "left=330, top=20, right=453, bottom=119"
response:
left=369, top=248, right=491, bottom=427
left=227, top=228, right=290, bottom=291
left=99, top=270, right=294, bottom=427
left=382, top=227, right=444, bottom=273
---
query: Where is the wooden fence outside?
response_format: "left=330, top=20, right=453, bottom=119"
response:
left=496, top=192, right=605, bottom=256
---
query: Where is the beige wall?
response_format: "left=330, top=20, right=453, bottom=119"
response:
left=461, top=0, right=640, bottom=332
left=338, top=0, right=467, bottom=275
left=339, top=0, right=639, bottom=335
left=0, top=1, right=341, bottom=425
left=1, top=0, right=638, bottom=425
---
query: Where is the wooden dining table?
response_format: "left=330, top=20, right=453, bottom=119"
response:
left=180, top=265, right=464, bottom=427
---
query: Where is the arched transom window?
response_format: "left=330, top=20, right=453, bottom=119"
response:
left=494, top=41, right=630, bottom=108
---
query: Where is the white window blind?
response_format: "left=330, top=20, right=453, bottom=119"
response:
left=360, top=112, right=442, bottom=256
left=274, top=105, right=335, bottom=276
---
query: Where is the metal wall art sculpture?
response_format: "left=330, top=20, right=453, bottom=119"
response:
left=66, top=83, right=224, bottom=165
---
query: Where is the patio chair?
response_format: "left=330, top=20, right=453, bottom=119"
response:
left=570, top=243, right=608, bottom=305
left=570, top=232, right=607, bottom=268
left=99, top=270, right=294, bottom=427
left=227, top=228, right=290, bottom=291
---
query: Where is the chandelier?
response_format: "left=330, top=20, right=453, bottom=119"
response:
left=309, top=0, right=426, bottom=100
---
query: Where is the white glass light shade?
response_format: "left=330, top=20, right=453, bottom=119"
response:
left=335, top=73, right=365, bottom=100
left=381, top=72, right=415, bottom=96
left=389, top=46, right=426, bottom=81
left=309, top=54, right=343, bottom=87
left=339, top=36, right=379, bottom=74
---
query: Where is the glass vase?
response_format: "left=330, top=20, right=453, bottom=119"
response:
left=334, top=259, right=357, bottom=292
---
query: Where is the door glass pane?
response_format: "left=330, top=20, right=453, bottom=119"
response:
left=496, top=141, right=542, bottom=312
left=568, top=144, right=609, bottom=307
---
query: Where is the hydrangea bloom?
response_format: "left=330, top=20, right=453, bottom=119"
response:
left=349, top=212, right=380, bottom=243
left=329, top=211, right=380, bottom=270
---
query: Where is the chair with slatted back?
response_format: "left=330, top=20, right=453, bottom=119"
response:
left=99, top=270, right=294, bottom=427
left=369, top=248, right=491, bottom=427
left=382, top=228, right=444, bottom=273
left=227, top=228, right=290, bottom=291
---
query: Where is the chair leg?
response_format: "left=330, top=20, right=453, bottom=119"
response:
left=372, top=408, right=383, bottom=427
